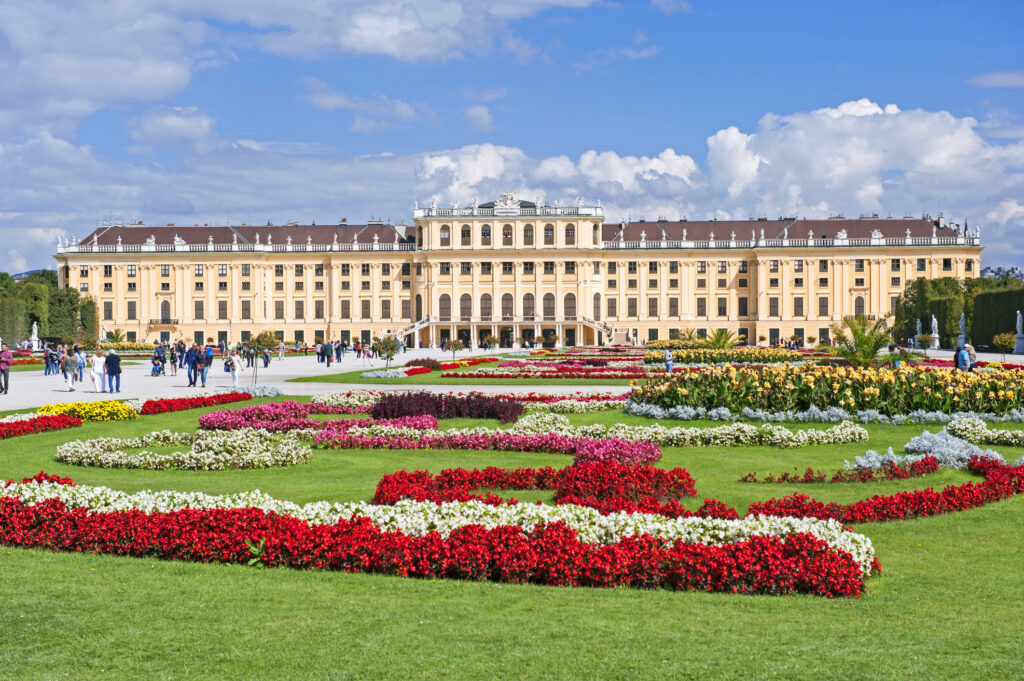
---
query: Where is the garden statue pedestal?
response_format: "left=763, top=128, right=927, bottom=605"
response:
left=1015, top=334, right=1024, bottom=355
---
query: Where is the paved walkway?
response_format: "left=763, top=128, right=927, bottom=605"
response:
left=1, top=347, right=1015, bottom=412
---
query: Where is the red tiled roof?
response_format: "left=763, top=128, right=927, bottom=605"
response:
left=601, top=217, right=956, bottom=242
left=76, top=223, right=412, bottom=246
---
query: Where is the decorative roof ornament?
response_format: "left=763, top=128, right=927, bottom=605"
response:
left=173, top=234, right=185, bottom=246
left=472, top=196, right=478, bottom=210
left=145, top=234, right=155, bottom=246
left=836, top=228, right=848, bottom=240
left=373, top=233, right=380, bottom=244
left=932, top=224, right=937, bottom=238
left=576, top=195, right=583, bottom=207
left=232, top=233, right=238, bottom=244
left=709, top=231, right=715, bottom=242
left=783, top=226, right=789, bottom=239
left=429, top=197, right=437, bottom=210
left=267, top=234, right=272, bottom=245
left=332, top=233, right=338, bottom=247
left=208, top=235, right=213, bottom=245
left=760, top=228, right=765, bottom=241
left=495, top=191, right=519, bottom=209
left=871, top=228, right=884, bottom=240
left=730, top=231, right=736, bottom=241
left=808, top=229, right=814, bottom=240
left=255, top=233, right=260, bottom=244
left=306, top=235, right=312, bottom=246
left=906, top=227, right=911, bottom=238
left=640, top=229, right=647, bottom=241
left=286, top=235, right=292, bottom=245
left=353, top=233, right=358, bottom=243
left=682, top=228, right=687, bottom=240
left=117, top=235, right=122, bottom=246
left=452, top=199, right=459, bottom=210
left=414, top=200, right=419, bottom=210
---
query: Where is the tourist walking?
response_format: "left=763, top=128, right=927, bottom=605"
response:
left=185, top=344, right=199, bottom=386
left=664, top=348, right=674, bottom=374
left=227, top=349, right=244, bottom=389
left=0, top=342, right=12, bottom=395
left=168, top=343, right=178, bottom=376
left=75, top=347, right=87, bottom=387
left=90, top=350, right=106, bottom=392
left=60, top=348, right=77, bottom=391
left=278, top=341, right=285, bottom=361
left=200, top=344, right=213, bottom=387
left=324, top=340, right=333, bottom=367
left=104, top=349, right=122, bottom=392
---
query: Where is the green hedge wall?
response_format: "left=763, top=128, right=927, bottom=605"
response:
left=927, top=296, right=963, bottom=349
left=973, top=289, right=1024, bottom=349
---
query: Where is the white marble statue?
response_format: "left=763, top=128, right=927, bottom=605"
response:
left=1017, top=310, right=1022, bottom=337
left=931, top=315, right=938, bottom=338
left=958, top=313, right=966, bottom=337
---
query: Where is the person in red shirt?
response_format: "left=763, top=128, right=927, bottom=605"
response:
left=0, top=342, right=13, bottom=395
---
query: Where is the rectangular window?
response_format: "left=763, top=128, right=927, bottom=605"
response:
left=440, top=262, right=451, bottom=275
left=738, top=297, right=748, bottom=316
left=402, top=299, right=411, bottom=319
left=648, top=328, right=659, bottom=341
left=103, top=265, right=112, bottom=277
left=241, top=264, right=250, bottom=277
left=361, top=264, right=370, bottom=276
left=294, top=300, right=304, bottom=319
left=218, top=264, right=228, bottom=277
left=917, top=258, right=927, bottom=272
left=697, top=261, right=707, bottom=274
left=416, top=263, right=422, bottom=275
left=697, top=278, right=706, bottom=289
left=670, top=261, right=679, bottom=274
left=607, top=298, right=617, bottom=317
left=194, top=281, right=203, bottom=291
left=126, top=301, right=136, bottom=320
left=481, top=262, right=492, bottom=275
left=608, top=262, right=617, bottom=274
left=295, top=264, right=304, bottom=277
left=628, top=262, right=638, bottom=275
left=218, top=281, right=228, bottom=291
left=194, top=300, right=204, bottom=320
left=855, top=278, right=865, bottom=287
left=669, top=298, right=679, bottom=316
left=718, top=261, right=727, bottom=274
left=738, top=278, right=748, bottom=288
left=275, top=265, right=284, bottom=276
left=274, top=301, right=284, bottom=319
left=717, top=297, right=727, bottom=317
left=669, top=278, right=679, bottom=288
left=966, top=259, right=973, bottom=272
left=381, top=280, right=390, bottom=290
left=819, top=328, right=830, bottom=344
left=855, top=259, right=865, bottom=272
left=341, top=300, right=351, bottom=318
left=649, top=262, right=658, bottom=274
left=769, top=278, right=779, bottom=288
left=341, top=264, right=350, bottom=276
left=79, top=266, right=89, bottom=277
left=544, top=262, right=555, bottom=275
left=275, top=281, right=284, bottom=291
left=194, top=264, right=203, bottom=276
left=314, top=300, right=324, bottom=319
left=738, top=261, right=748, bottom=274
left=241, top=300, right=251, bottom=319
left=608, top=279, right=617, bottom=289
left=315, top=264, right=325, bottom=277
left=793, top=296, right=804, bottom=317
left=460, top=262, right=472, bottom=275
left=819, top=259, right=828, bottom=273
left=819, top=277, right=829, bottom=287
left=103, top=283, right=112, bottom=292
left=103, top=301, right=113, bottom=320
left=627, top=298, right=638, bottom=317
left=593, top=262, right=601, bottom=274
left=769, top=297, right=780, bottom=317
left=891, top=296, right=899, bottom=316
left=159, top=283, right=169, bottom=292
left=697, top=298, right=707, bottom=316
left=649, top=279, right=658, bottom=288
left=794, top=277, right=804, bottom=287
left=361, top=281, right=370, bottom=291
left=769, top=260, right=779, bottom=273
left=361, top=300, right=371, bottom=319
left=503, top=262, right=514, bottom=275
left=294, top=281, right=303, bottom=291
left=217, top=300, right=228, bottom=320
left=891, top=277, right=901, bottom=287
left=314, top=281, right=324, bottom=291
left=127, top=265, right=136, bottom=277
left=566, top=262, right=576, bottom=275
left=648, top=298, right=658, bottom=317
left=127, top=332, right=136, bottom=342
left=627, top=279, right=637, bottom=289
left=523, top=262, right=534, bottom=275
left=717, top=278, right=727, bottom=288
left=161, top=265, right=170, bottom=277
left=401, top=281, right=411, bottom=290
left=943, top=258, right=952, bottom=272
left=818, top=297, right=829, bottom=317
left=793, top=260, right=804, bottom=273
left=381, top=300, right=391, bottom=319
left=891, top=258, right=901, bottom=272
left=401, top=263, right=410, bottom=276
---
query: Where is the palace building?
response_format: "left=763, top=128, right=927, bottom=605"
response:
left=54, top=193, right=982, bottom=347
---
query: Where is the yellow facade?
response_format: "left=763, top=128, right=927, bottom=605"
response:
left=54, top=194, right=982, bottom=347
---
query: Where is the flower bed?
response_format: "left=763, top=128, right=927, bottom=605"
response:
left=55, top=429, right=311, bottom=470
left=645, top=348, right=803, bottom=365
left=199, top=401, right=437, bottom=433
left=0, top=414, right=82, bottom=439
left=10, top=358, right=43, bottom=366
left=741, top=456, right=941, bottom=484
left=308, top=391, right=382, bottom=410
left=405, top=358, right=443, bottom=370
left=369, top=392, right=524, bottom=424
left=139, top=391, right=252, bottom=415
left=0, top=475, right=875, bottom=595
left=632, top=364, right=1024, bottom=415
left=37, top=400, right=139, bottom=422
left=946, top=418, right=1024, bottom=447
left=747, top=457, right=1024, bottom=524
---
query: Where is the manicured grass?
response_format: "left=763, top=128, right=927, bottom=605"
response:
left=2, top=400, right=1024, bottom=680
left=9, top=361, right=141, bottom=373
left=288, top=362, right=635, bottom=386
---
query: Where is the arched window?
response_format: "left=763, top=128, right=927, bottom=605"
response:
left=417, top=226, right=424, bottom=247
left=160, top=300, right=171, bottom=322
left=544, top=224, right=554, bottom=245
left=481, top=225, right=491, bottom=246
left=440, top=225, right=450, bottom=247
left=523, top=293, right=535, bottom=319
left=501, top=293, right=513, bottom=319
left=439, top=294, right=451, bottom=321
left=543, top=293, right=555, bottom=319
left=415, top=294, right=423, bottom=321
left=593, top=224, right=600, bottom=246
left=461, top=225, right=471, bottom=246
left=502, top=224, right=513, bottom=246
left=564, top=293, right=576, bottom=319
left=854, top=296, right=865, bottom=317
left=565, top=224, right=575, bottom=245
left=460, top=293, right=472, bottom=320
left=480, top=293, right=492, bottom=319
left=593, top=292, right=601, bottom=321
left=524, top=225, right=534, bottom=246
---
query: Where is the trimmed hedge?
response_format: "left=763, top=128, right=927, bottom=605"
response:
left=973, top=288, right=1024, bottom=350
left=369, top=392, right=524, bottom=423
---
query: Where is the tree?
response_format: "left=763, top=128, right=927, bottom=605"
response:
left=377, top=336, right=400, bottom=367
left=829, top=315, right=894, bottom=368
left=17, top=282, right=50, bottom=337
left=447, top=339, right=465, bottom=360
left=249, top=330, right=278, bottom=385
left=106, top=328, right=126, bottom=343
left=806, top=336, right=816, bottom=345
left=79, top=298, right=98, bottom=345
left=483, top=334, right=498, bottom=350
left=47, top=287, right=82, bottom=342
left=708, top=328, right=742, bottom=349
left=916, top=334, right=935, bottom=357
left=992, top=332, right=1016, bottom=362
left=0, top=296, right=27, bottom=343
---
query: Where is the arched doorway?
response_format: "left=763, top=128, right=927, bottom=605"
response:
left=480, top=293, right=492, bottom=320
left=460, top=293, right=472, bottom=321
left=523, top=293, right=535, bottom=319
left=160, top=300, right=171, bottom=323
left=854, top=296, right=865, bottom=317
left=543, top=293, right=555, bottom=320
left=564, top=293, right=576, bottom=320
left=438, top=294, right=451, bottom=321
left=501, top=293, right=513, bottom=320
left=593, top=292, right=601, bottom=321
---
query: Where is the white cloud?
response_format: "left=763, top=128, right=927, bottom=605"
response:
left=573, top=30, right=661, bottom=72
left=461, top=87, right=508, bottom=102
left=128, top=106, right=215, bottom=145
left=651, top=0, right=693, bottom=14
left=577, top=148, right=698, bottom=192
left=534, top=155, right=579, bottom=183
left=462, top=105, right=495, bottom=131
left=969, top=70, right=1024, bottom=88
left=301, top=77, right=425, bottom=133
left=987, top=199, right=1024, bottom=225
left=706, top=126, right=763, bottom=198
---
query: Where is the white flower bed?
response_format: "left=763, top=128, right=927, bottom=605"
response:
left=544, top=399, right=625, bottom=414
left=310, top=391, right=383, bottom=408
left=361, top=369, right=408, bottom=378
left=54, top=429, right=311, bottom=470
left=625, top=400, right=1024, bottom=425
left=946, top=418, right=1024, bottom=447
left=845, top=428, right=1006, bottom=471
left=1, top=412, right=46, bottom=423
left=0, top=479, right=876, bottom=575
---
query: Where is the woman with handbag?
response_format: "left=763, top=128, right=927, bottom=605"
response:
left=227, top=349, right=244, bottom=389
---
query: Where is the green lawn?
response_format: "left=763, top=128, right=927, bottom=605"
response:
left=2, top=399, right=1024, bottom=680
left=288, top=361, right=636, bottom=386
left=9, top=360, right=141, bottom=373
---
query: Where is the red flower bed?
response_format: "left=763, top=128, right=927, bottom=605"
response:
left=0, top=414, right=82, bottom=440
left=373, top=461, right=712, bottom=519
left=10, top=358, right=43, bottom=366
left=139, top=391, right=252, bottom=415
left=404, top=366, right=433, bottom=376
left=747, top=457, right=1024, bottom=523
left=741, top=456, right=941, bottom=484
left=0, top=486, right=865, bottom=596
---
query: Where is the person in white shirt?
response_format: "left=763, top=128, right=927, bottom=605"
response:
left=90, top=350, right=106, bottom=392
left=227, top=349, right=244, bottom=389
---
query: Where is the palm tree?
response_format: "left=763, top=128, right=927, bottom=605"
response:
left=708, top=328, right=742, bottom=349
left=106, top=328, right=126, bottom=343
left=828, top=315, right=894, bottom=368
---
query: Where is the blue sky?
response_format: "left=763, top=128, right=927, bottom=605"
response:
left=2, top=0, right=1023, bottom=270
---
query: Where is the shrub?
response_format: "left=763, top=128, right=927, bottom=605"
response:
left=405, top=358, right=443, bottom=370
left=369, top=392, right=524, bottom=423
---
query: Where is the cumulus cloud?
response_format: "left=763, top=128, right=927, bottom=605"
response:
left=987, top=199, right=1024, bottom=225
left=969, top=70, right=1024, bottom=88
left=128, top=106, right=215, bottom=145
left=462, top=105, right=495, bottom=131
